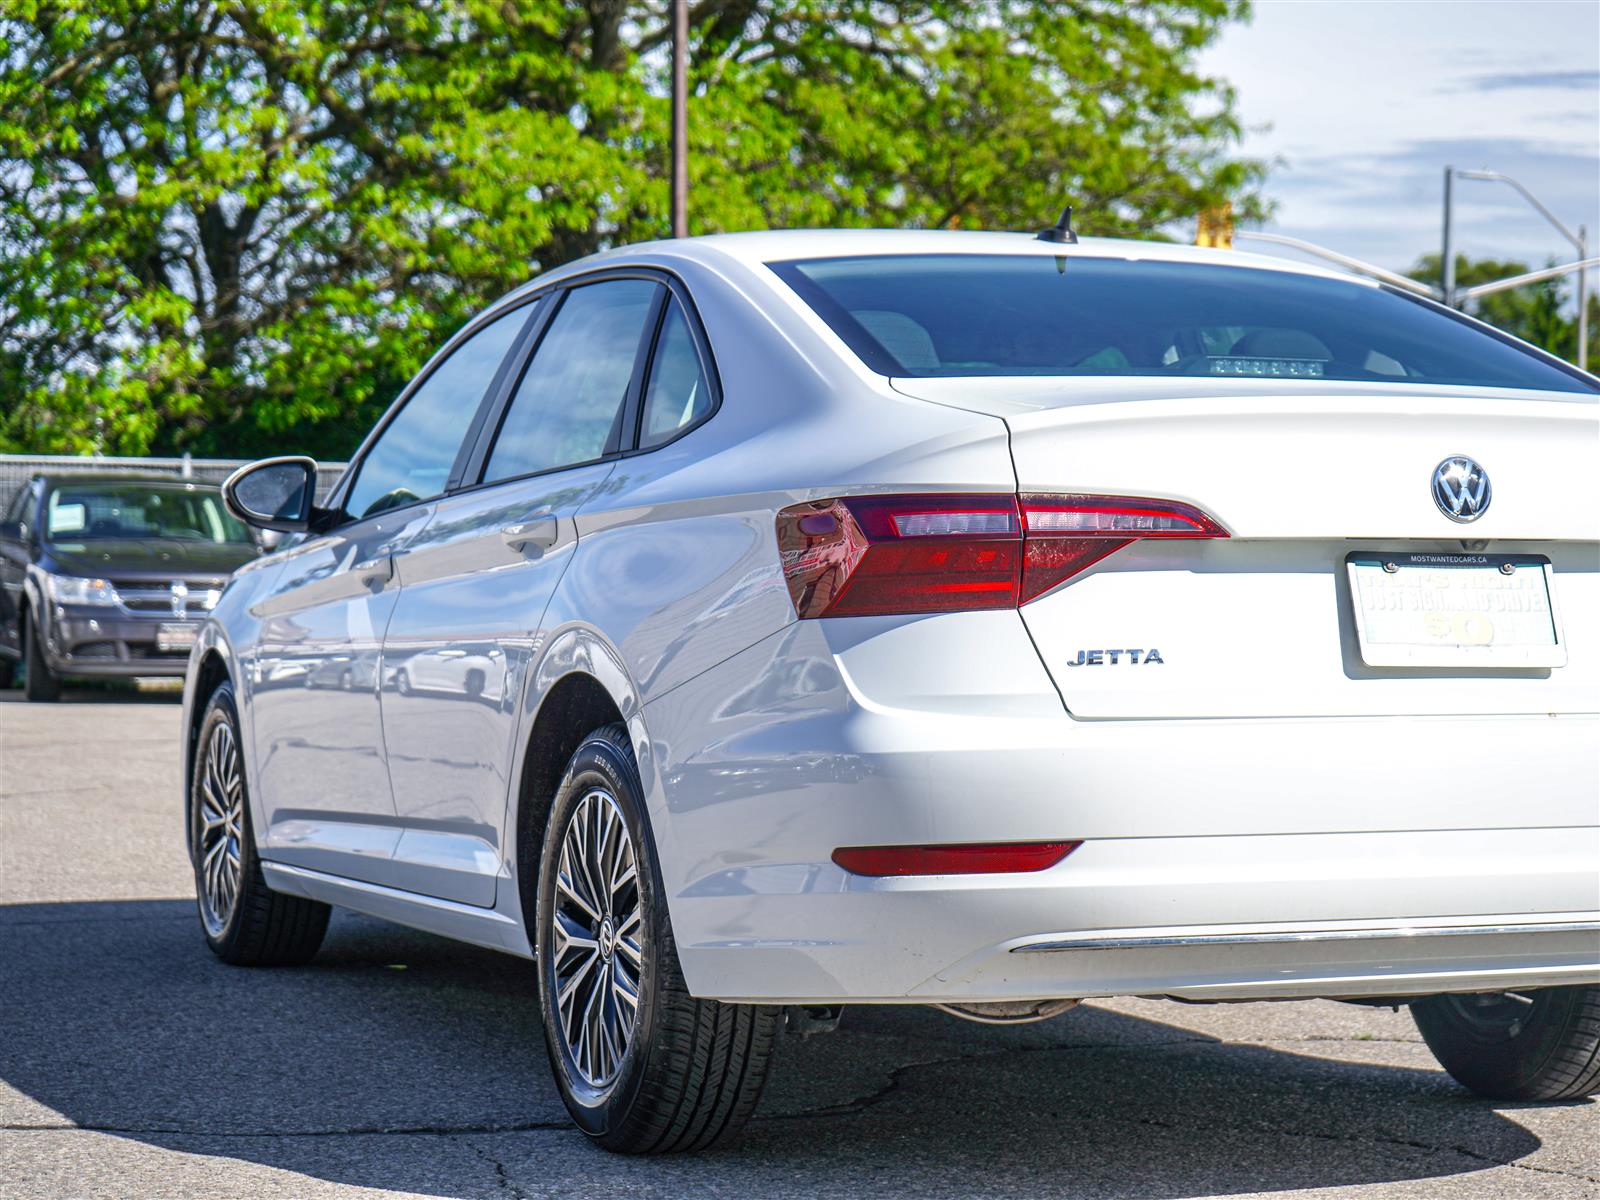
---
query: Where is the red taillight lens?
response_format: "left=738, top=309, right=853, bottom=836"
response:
left=777, top=494, right=1021, bottom=618
left=1019, top=494, right=1227, bottom=603
left=832, top=840, right=1080, bottom=877
left=777, top=492, right=1225, bottom=617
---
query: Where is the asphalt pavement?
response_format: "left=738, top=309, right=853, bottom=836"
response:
left=1, top=691, right=1595, bottom=1199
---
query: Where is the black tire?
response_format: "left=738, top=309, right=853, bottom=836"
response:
left=23, top=609, right=60, bottom=702
left=535, top=723, right=779, bottom=1153
left=1413, top=986, right=1600, bottom=1101
left=0, top=654, right=15, bottom=689
left=191, top=682, right=330, bottom=966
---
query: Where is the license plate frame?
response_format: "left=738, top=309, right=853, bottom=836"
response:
left=156, top=622, right=199, bottom=653
left=1345, top=552, right=1565, bottom=669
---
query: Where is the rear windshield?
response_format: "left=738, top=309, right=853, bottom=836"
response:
left=769, top=254, right=1594, bottom=393
left=44, top=483, right=252, bottom=543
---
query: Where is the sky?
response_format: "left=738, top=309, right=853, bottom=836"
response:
left=1198, top=0, right=1600, bottom=285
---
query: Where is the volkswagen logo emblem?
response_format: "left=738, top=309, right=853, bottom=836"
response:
left=1431, top=456, right=1491, bottom=523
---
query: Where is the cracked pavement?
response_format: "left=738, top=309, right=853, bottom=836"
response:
left=2, top=693, right=1596, bottom=1199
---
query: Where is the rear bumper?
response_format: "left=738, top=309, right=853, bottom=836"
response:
left=673, top=828, right=1600, bottom=1004
left=1000, top=918, right=1599, bottom=1001
left=642, top=614, right=1600, bottom=1004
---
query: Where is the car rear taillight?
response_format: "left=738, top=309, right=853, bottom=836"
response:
left=832, top=841, right=1080, bottom=877
left=776, top=494, right=1021, bottom=617
left=776, top=493, right=1225, bottom=617
left=1018, top=494, right=1227, bottom=602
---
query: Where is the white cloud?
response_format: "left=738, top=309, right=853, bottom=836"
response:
left=1199, top=0, right=1600, bottom=278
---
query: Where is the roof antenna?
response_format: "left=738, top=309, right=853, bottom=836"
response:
left=1036, top=206, right=1078, bottom=245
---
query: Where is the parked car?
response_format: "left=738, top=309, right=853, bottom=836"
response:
left=0, top=473, right=259, bottom=700
left=184, top=229, right=1599, bottom=1153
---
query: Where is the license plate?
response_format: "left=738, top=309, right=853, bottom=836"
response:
left=156, top=622, right=199, bottom=652
left=1346, top=552, right=1565, bottom=668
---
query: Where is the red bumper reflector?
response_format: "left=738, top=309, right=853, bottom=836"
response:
left=832, top=840, right=1081, bottom=877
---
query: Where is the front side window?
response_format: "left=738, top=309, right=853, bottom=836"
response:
left=344, top=306, right=528, bottom=521
left=769, top=254, right=1595, bottom=393
left=638, top=299, right=713, bottom=449
left=483, top=279, right=660, bottom=483
left=43, top=484, right=251, bottom=543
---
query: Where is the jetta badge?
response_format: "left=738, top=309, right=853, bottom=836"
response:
left=1431, top=456, right=1491, bottom=523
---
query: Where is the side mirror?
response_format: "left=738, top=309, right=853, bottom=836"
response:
left=222, top=457, right=318, bottom=533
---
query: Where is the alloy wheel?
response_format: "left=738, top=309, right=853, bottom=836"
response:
left=196, top=719, right=245, bottom=936
left=550, top=788, right=643, bottom=1091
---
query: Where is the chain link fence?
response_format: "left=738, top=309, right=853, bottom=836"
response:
left=0, top=454, right=348, bottom=513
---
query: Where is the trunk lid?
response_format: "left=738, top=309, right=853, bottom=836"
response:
left=893, top=379, right=1600, bottom=718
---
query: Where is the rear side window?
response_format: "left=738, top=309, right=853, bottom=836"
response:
left=769, top=254, right=1595, bottom=393
left=638, top=299, right=713, bottom=449
left=483, top=279, right=660, bottom=483
left=344, top=306, right=527, bottom=521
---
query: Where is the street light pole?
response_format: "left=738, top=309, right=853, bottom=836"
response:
left=1441, top=165, right=1455, bottom=308
left=670, top=0, right=688, bottom=239
left=1579, top=225, right=1589, bottom=374
left=1450, top=167, right=1591, bottom=371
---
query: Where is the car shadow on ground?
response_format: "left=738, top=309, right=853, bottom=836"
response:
left=0, top=899, right=1567, bottom=1198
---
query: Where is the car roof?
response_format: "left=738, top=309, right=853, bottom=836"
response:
left=522, top=228, right=1372, bottom=295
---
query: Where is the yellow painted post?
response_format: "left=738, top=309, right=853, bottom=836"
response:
left=1196, top=204, right=1234, bottom=249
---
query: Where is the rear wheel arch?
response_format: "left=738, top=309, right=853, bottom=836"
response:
left=514, top=671, right=631, bottom=936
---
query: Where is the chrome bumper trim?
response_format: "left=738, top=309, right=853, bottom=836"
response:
left=1012, top=921, right=1600, bottom=954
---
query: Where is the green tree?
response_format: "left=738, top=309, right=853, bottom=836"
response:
left=1409, top=253, right=1598, bottom=369
left=1, top=1, right=1266, bottom=459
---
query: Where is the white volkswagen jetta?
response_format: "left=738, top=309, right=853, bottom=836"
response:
left=185, top=229, right=1600, bottom=1152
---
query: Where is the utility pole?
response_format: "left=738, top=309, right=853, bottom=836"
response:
left=670, top=0, right=688, bottom=239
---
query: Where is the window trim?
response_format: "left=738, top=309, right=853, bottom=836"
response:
left=323, top=292, right=546, bottom=528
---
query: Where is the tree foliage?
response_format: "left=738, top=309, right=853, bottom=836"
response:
left=1410, top=253, right=1598, bottom=369
left=1, top=1, right=1264, bottom=458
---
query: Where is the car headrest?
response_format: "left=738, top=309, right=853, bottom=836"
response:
left=853, top=310, right=939, bottom=371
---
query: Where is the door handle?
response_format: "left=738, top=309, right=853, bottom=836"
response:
left=501, top=515, right=559, bottom=552
left=354, top=556, right=393, bottom=587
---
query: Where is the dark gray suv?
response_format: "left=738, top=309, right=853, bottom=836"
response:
left=0, top=473, right=259, bottom=700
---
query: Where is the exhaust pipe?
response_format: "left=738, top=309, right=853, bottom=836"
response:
left=934, top=999, right=1080, bottom=1026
